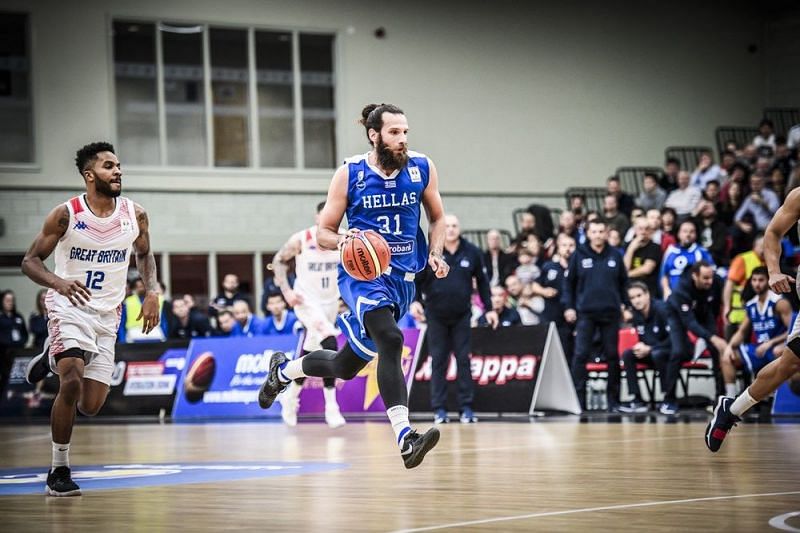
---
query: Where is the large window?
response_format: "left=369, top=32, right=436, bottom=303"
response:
left=112, top=20, right=336, bottom=169
left=0, top=12, right=33, bottom=163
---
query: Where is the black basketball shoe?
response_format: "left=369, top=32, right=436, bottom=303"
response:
left=26, top=344, right=51, bottom=384
left=258, top=352, right=289, bottom=409
left=704, top=396, right=741, bottom=452
left=46, top=466, right=81, bottom=497
left=400, top=427, right=440, bottom=469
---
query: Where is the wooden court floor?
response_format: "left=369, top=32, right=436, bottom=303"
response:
left=1, top=419, right=799, bottom=532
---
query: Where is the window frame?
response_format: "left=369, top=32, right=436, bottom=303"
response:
left=0, top=9, right=39, bottom=171
left=108, top=15, right=340, bottom=173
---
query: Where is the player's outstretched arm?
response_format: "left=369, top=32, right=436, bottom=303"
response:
left=21, top=205, right=91, bottom=306
left=422, top=159, right=448, bottom=278
left=318, top=165, right=350, bottom=251
left=765, top=188, right=800, bottom=293
left=133, top=204, right=160, bottom=333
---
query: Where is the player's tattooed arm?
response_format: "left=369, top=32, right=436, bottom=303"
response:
left=272, top=237, right=301, bottom=291
left=22, top=205, right=91, bottom=305
left=133, top=204, right=161, bottom=333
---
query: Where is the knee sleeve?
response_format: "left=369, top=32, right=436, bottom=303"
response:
left=787, top=336, right=800, bottom=359
left=363, top=307, right=403, bottom=358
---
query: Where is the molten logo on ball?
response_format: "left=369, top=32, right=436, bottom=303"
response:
left=184, top=352, right=216, bottom=403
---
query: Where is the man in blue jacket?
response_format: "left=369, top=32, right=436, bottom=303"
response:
left=619, top=281, right=671, bottom=413
left=563, top=219, right=628, bottom=411
left=664, top=261, right=727, bottom=414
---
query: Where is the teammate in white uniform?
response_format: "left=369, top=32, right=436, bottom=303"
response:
left=273, top=202, right=346, bottom=428
left=22, top=142, right=160, bottom=496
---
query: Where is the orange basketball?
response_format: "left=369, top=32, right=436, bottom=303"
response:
left=341, top=230, right=391, bottom=281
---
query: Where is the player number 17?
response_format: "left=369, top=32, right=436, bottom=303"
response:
left=377, top=214, right=402, bottom=236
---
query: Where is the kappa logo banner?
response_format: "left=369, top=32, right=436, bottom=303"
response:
left=0, top=462, right=347, bottom=496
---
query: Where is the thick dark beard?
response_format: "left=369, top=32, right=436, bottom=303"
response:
left=377, top=135, right=408, bottom=172
left=95, top=178, right=121, bottom=198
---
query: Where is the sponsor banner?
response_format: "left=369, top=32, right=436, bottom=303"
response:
left=0, top=342, right=189, bottom=417
left=172, top=335, right=302, bottom=419
left=409, top=325, right=548, bottom=413
left=297, top=328, right=423, bottom=414
left=0, top=461, right=348, bottom=496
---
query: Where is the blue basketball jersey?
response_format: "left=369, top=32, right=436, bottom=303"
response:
left=343, top=152, right=430, bottom=273
left=745, top=292, right=786, bottom=344
left=660, top=243, right=714, bottom=289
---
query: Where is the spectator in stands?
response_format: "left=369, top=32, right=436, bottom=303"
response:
left=660, top=206, right=678, bottom=237
left=660, top=157, right=681, bottom=193
left=720, top=150, right=737, bottom=176
left=624, top=217, right=661, bottom=297
left=788, top=122, right=800, bottom=151
left=569, top=193, right=587, bottom=224
left=660, top=220, right=714, bottom=298
left=168, top=297, right=213, bottom=339
left=637, top=172, right=667, bottom=212
left=619, top=282, right=671, bottom=413
left=28, top=289, right=48, bottom=349
left=211, top=274, right=250, bottom=317
left=665, top=261, right=727, bottom=414
left=526, top=204, right=556, bottom=245
left=692, top=200, right=729, bottom=267
left=213, top=309, right=236, bottom=337
left=701, top=179, right=723, bottom=212
left=645, top=208, right=674, bottom=251
left=183, top=294, right=207, bottom=325
left=262, top=292, right=299, bottom=335
left=0, top=290, right=28, bottom=401
left=607, top=176, right=635, bottom=217
left=484, top=229, right=517, bottom=287
left=119, top=278, right=168, bottom=343
left=231, top=299, right=266, bottom=337
left=509, top=212, right=537, bottom=252
left=771, top=138, right=793, bottom=193
left=412, top=213, right=496, bottom=424
left=720, top=161, right=749, bottom=203
left=478, top=286, right=521, bottom=327
left=513, top=285, right=541, bottom=325
left=514, top=247, right=541, bottom=285
left=562, top=219, right=627, bottom=411
left=721, top=267, right=791, bottom=397
left=718, top=179, right=744, bottom=226
left=664, top=171, right=702, bottom=218
left=722, top=233, right=764, bottom=337
left=534, top=233, right=576, bottom=363
left=503, top=274, right=524, bottom=309
left=735, top=174, right=780, bottom=234
left=607, top=228, right=625, bottom=256
left=602, top=193, right=630, bottom=236
left=558, top=210, right=582, bottom=244
left=752, top=118, right=776, bottom=150
left=690, top=151, right=724, bottom=190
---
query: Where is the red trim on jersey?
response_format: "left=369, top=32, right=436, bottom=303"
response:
left=305, top=229, right=313, bottom=242
left=69, top=197, right=83, bottom=215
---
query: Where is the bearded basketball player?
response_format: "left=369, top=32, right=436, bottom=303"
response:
left=22, top=142, right=160, bottom=495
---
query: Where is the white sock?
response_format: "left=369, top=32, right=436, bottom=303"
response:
left=387, top=405, right=411, bottom=447
left=278, top=358, right=306, bottom=383
left=730, top=388, right=758, bottom=417
left=52, top=442, right=70, bottom=469
left=725, top=383, right=737, bottom=398
left=323, top=385, right=339, bottom=408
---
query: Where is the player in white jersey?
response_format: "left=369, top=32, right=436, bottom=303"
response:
left=21, top=142, right=160, bottom=496
left=273, top=202, right=346, bottom=428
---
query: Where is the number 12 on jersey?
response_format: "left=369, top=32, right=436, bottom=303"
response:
left=377, top=214, right=402, bottom=236
left=85, top=270, right=105, bottom=290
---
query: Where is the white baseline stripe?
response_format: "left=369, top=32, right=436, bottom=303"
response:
left=393, top=491, right=800, bottom=532
left=0, top=434, right=51, bottom=445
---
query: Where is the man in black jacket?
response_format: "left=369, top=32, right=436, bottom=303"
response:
left=664, top=261, right=727, bottom=414
left=483, top=229, right=517, bottom=286
left=562, top=219, right=628, bottom=411
left=411, top=215, right=497, bottom=424
left=619, top=282, right=671, bottom=413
